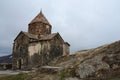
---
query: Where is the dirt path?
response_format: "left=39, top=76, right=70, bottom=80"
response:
left=0, top=70, right=30, bottom=77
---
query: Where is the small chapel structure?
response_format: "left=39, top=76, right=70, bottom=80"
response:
left=12, top=11, right=70, bottom=70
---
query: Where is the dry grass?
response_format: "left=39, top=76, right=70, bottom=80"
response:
left=0, top=73, right=32, bottom=80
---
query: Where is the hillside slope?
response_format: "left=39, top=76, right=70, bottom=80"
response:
left=48, top=40, right=120, bottom=79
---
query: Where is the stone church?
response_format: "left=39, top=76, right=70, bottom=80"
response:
left=12, top=11, right=70, bottom=70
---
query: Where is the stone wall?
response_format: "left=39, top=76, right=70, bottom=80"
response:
left=63, top=43, right=70, bottom=56
left=28, top=23, right=51, bottom=36
left=28, top=35, right=63, bottom=68
left=12, top=33, right=30, bottom=70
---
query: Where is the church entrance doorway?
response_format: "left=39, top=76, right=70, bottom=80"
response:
left=18, top=59, right=22, bottom=69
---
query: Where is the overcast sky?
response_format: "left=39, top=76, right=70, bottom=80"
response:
left=0, top=0, right=120, bottom=56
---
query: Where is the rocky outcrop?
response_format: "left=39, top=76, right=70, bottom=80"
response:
left=76, top=40, right=120, bottom=78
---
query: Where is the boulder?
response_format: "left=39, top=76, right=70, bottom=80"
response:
left=76, top=40, right=120, bottom=78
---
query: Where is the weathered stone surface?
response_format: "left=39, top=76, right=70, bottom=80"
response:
left=12, top=32, right=30, bottom=70
left=76, top=54, right=110, bottom=78
left=76, top=40, right=120, bottom=78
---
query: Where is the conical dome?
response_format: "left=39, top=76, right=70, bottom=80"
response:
left=28, top=11, right=52, bottom=36
left=29, top=11, right=50, bottom=25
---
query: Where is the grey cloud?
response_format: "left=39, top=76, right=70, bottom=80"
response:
left=1, top=0, right=120, bottom=56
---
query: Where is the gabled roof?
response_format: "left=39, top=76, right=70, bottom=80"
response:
left=29, top=11, right=50, bottom=25
left=39, top=33, right=58, bottom=40
left=14, top=31, right=64, bottom=43
left=14, top=31, right=38, bottom=41
left=22, top=31, right=37, bottom=39
left=30, top=32, right=64, bottom=43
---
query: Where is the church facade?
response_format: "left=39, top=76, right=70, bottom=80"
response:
left=12, top=11, right=70, bottom=70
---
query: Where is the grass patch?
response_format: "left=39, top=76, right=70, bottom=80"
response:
left=58, top=67, right=76, bottom=80
left=0, top=73, right=32, bottom=80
